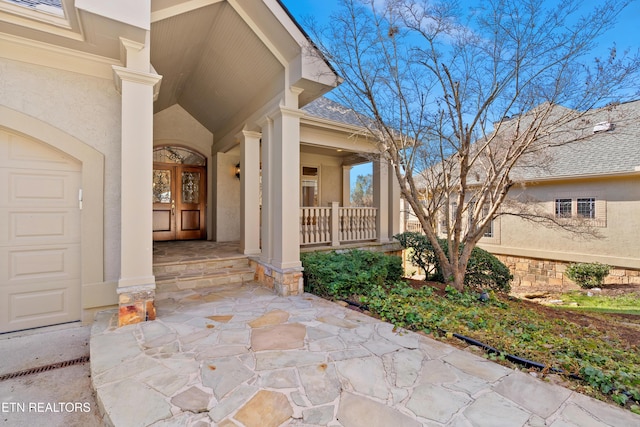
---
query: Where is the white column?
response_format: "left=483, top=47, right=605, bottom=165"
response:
left=240, top=130, right=261, bottom=255
left=271, top=106, right=304, bottom=269
left=260, top=117, right=273, bottom=265
left=113, top=67, right=161, bottom=289
left=342, top=165, right=351, bottom=207
left=373, top=156, right=390, bottom=243
left=330, top=201, right=340, bottom=246
left=389, top=162, right=401, bottom=239
left=112, top=32, right=162, bottom=326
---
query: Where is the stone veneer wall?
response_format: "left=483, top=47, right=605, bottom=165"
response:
left=251, top=260, right=304, bottom=296
left=494, top=254, right=640, bottom=294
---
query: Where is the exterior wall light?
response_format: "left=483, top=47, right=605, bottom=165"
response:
left=235, top=163, right=241, bottom=179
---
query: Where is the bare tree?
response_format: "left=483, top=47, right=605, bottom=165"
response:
left=351, top=173, right=374, bottom=206
left=308, top=0, right=640, bottom=290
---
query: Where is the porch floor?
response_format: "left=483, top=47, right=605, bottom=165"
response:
left=89, top=283, right=637, bottom=426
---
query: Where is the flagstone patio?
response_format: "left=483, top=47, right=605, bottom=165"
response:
left=90, top=282, right=639, bottom=426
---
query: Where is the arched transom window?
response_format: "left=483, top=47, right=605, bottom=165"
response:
left=153, top=146, right=206, bottom=166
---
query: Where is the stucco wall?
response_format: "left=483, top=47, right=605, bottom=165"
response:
left=0, top=57, right=122, bottom=281
left=153, top=104, right=213, bottom=154
left=213, top=151, right=241, bottom=241
left=480, top=176, right=640, bottom=270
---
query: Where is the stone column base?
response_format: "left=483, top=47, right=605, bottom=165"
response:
left=117, top=285, right=156, bottom=327
left=251, top=259, right=304, bottom=296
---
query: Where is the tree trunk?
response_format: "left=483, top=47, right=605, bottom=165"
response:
left=437, top=256, right=466, bottom=291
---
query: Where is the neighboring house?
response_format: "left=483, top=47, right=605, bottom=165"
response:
left=402, top=100, right=640, bottom=291
left=479, top=100, right=640, bottom=291
left=0, top=0, right=400, bottom=333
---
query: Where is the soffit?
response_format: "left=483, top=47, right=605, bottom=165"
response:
left=151, top=1, right=283, bottom=133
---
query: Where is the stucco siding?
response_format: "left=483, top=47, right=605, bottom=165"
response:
left=153, top=104, right=213, bottom=154
left=480, top=175, right=640, bottom=269
left=0, top=57, right=122, bottom=281
left=213, top=151, right=241, bottom=241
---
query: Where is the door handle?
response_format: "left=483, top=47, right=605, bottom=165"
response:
left=171, top=199, right=175, bottom=215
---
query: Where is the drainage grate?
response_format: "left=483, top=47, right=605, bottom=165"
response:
left=0, top=355, right=90, bottom=382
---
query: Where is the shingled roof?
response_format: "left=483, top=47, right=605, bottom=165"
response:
left=302, top=96, right=368, bottom=128
left=513, top=99, right=640, bottom=180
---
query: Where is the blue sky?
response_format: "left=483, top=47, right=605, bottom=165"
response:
left=281, top=0, right=640, bottom=57
left=281, top=0, right=640, bottom=185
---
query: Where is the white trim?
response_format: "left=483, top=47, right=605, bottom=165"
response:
left=0, top=32, right=117, bottom=79
left=151, top=0, right=224, bottom=23
left=112, top=65, right=162, bottom=100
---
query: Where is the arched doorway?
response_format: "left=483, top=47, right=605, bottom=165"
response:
left=153, top=146, right=207, bottom=241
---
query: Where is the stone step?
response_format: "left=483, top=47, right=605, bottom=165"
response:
left=153, top=256, right=255, bottom=293
left=153, top=256, right=250, bottom=278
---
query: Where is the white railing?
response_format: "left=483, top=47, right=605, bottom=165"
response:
left=300, top=207, right=332, bottom=245
left=300, top=202, right=377, bottom=246
left=405, top=219, right=424, bottom=234
left=339, top=207, right=377, bottom=242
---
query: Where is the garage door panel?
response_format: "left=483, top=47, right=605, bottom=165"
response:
left=0, top=245, right=81, bottom=282
left=0, top=130, right=80, bottom=172
left=0, top=280, right=80, bottom=333
left=0, top=208, right=81, bottom=244
left=0, top=169, right=80, bottom=208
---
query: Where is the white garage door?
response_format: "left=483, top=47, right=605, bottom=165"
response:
left=0, top=129, right=81, bottom=333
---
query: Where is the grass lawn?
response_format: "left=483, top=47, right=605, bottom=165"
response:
left=357, top=281, right=640, bottom=414
left=558, top=291, right=640, bottom=315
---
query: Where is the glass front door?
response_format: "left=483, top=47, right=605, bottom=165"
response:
left=152, top=147, right=206, bottom=241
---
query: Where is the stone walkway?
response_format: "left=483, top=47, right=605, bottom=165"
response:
left=90, top=283, right=639, bottom=426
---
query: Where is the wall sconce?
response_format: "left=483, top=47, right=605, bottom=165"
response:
left=235, top=163, right=241, bottom=180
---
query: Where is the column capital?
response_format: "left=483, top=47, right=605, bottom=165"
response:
left=112, top=65, right=162, bottom=100
left=267, top=104, right=305, bottom=121
left=239, top=129, right=262, bottom=141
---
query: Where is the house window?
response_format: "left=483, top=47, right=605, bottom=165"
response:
left=555, top=198, right=572, bottom=218
left=553, top=195, right=604, bottom=226
left=482, top=205, right=493, bottom=237
left=577, top=198, right=595, bottom=219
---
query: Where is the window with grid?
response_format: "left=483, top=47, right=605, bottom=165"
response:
left=577, top=198, right=595, bottom=219
left=482, top=205, right=493, bottom=237
left=555, top=198, right=572, bottom=218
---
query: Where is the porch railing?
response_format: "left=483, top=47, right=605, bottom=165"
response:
left=405, top=219, right=424, bottom=234
left=300, top=202, right=377, bottom=246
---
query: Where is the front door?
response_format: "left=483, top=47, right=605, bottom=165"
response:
left=153, top=164, right=206, bottom=241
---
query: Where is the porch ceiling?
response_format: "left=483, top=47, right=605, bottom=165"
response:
left=150, top=2, right=284, bottom=135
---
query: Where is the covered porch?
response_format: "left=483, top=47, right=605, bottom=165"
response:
left=109, top=0, right=402, bottom=326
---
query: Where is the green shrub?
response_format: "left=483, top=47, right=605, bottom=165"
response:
left=565, top=262, right=610, bottom=289
left=464, top=246, right=512, bottom=292
left=394, top=232, right=512, bottom=292
left=394, top=231, right=439, bottom=277
left=300, top=250, right=403, bottom=300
